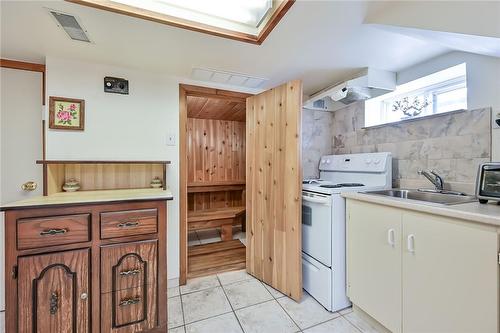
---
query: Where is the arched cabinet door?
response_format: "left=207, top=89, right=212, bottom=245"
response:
left=100, top=240, right=158, bottom=332
left=18, top=249, right=90, bottom=333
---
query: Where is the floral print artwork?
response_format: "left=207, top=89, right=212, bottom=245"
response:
left=49, top=97, right=84, bottom=130
left=56, top=102, right=79, bottom=126
left=55, top=101, right=80, bottom=126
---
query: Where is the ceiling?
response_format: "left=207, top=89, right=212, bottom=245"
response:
left=0, top=1, right=456, bottom=95
left=187, top=96, right=245, bottom=122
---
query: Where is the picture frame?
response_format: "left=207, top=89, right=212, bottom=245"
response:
left=49, top=96, right=85, bottom=130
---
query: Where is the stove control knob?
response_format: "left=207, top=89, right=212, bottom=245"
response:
left=374, top=159, right=381, bottom=164
left=326, top=159, right=331, bottom=164
left=365, top=158, right=372, bottom=164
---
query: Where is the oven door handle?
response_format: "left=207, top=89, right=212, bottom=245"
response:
left=302, top=196, right=331, bottom=205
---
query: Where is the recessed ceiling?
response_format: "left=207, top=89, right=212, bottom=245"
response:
left=0, top=1, right=456, bottom=96
left=66, top=0, right=293, bottom=44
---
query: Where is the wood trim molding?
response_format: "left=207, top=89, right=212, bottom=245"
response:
left=0, top=59, right=45, bottom=73
left=66, top=0, right=294, bottom=45
left=179, top=85, right=188, bottom=285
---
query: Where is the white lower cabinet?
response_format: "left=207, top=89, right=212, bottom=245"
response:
left=402, top=212, right=498, bottom=333
left=347, top=200, right=402, bottom=333
left=347, top=200, right=499, bottom=333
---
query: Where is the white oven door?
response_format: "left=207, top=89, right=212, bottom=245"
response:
left=302, top=191, right=332, bottom=267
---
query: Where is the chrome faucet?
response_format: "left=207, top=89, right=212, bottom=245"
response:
left=418, top=170, right=444, bottom=191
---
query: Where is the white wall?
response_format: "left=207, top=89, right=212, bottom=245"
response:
left=46, top=57, right=181, bottom=280
left=45, top=57, right=259, bottom=283
left=396, top=51, right=500, bottom=161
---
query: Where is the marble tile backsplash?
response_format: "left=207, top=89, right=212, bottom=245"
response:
left=302, top=102, right=492, bottom=194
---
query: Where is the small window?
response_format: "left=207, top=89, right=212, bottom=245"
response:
left=365, top=63, right=467, bottom=127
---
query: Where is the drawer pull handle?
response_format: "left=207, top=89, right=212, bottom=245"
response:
left=117, top=221, right=139, bottom=228
left=119, top=269, right=141, bottom=276
left=119, top=297, right=141, bottom=306
left=40, top=228, right=68, bottom=236
left=50, top=292, right=59, bottom=315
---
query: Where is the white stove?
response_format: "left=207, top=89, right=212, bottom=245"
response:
left=301, top=152, right=392, bottom=312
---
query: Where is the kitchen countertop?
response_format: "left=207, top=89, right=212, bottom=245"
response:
left=0, top=188, right=174, bottom=210
left=341, top=191, right=500, bottom=228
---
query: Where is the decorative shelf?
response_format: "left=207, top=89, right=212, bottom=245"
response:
left=39, top=160, right=170, bottom=196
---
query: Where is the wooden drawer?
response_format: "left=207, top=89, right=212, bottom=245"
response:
left=17, top=214, right=90, bottom=250
left=100, top=209, right=157, bottom=239
left=101, top=285, right=157, bottom=332
left=101, top=240, right=157, bottom=293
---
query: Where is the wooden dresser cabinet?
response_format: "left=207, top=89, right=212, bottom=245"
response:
left=3, top=199, right=169, bottom=333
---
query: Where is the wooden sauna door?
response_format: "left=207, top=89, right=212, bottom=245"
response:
left=245, top=80, right=303, bottom=301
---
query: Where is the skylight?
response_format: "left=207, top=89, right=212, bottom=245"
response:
left=69, top=0, right=293, bottom=44
left=111, top=0, right=272, bottom=27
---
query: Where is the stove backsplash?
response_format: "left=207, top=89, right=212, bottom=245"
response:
left=302, top=102, right=492, bottom=194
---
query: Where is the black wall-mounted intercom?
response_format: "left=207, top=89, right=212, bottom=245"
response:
left=104, top=76, right=129, bottom=94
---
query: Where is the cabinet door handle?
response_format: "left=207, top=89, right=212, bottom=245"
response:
left=119, top=297, right=141, bottom=306
left=387, top=229, right=395, bottom=247
left=40, top=228, right=67, bottom=236
left=117, top=220, right=139, bottom=228
left=407, top=234, right=415, bottom=253
left=50, top=292, right=59, bottom=315
left=119, top=268, right=141, bottom=276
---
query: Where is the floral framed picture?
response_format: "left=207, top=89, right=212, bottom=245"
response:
left=49, top=96, right=85, bottom=130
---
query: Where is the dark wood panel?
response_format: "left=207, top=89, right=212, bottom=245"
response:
left=101, top=285, right=157, bottom=332
left=18, top=249, right=90, bottom=333
left=17, top=213, right=90, bottom=250
left=101, top=209, right=158, bottom=239
left=101, top=240, right=158, bottom=293
left=4, top=200, right=168, bottom=333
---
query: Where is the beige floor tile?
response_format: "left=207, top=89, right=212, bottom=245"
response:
left=235, top=300, right=300, bottom=333
left=223, top=279, right=273, bottom=310
left=168, top=296, right=184, bottom=329
left=278, top=292, right=340, bottom=329
left=181, top=287, right=232, bottom=324
left=168, top=286, right=180, bottom=298
left=169, top=326, right=186, bottom=333
left=180, top=275, right=220, bottom=294
left=344, top=311, right=381, bottom=333
left=185, top=312, right=243, bottom=333
left=303, top=317, right=360, bottom=333
left=262, top=282, right=286, bottom=299
left=217, top=269, right=255, bottom=286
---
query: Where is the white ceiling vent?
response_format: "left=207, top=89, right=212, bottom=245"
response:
left=49, top=10, right=91, bottom=43
left=191, top=68, right=268, bottom=88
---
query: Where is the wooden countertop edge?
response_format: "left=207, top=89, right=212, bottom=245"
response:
left=341, top=192, right=500, bottom=228
left=0, top=196, right=174, bottom=211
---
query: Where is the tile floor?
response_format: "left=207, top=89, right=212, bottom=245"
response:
left=188, top=226, right=246, bottom=246
left=168, top=270, right=380, bottom=333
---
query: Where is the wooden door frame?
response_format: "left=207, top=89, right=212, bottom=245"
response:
left=0, top=59, right=46, bottom=161
left=178, top=84, right=251, bottom=285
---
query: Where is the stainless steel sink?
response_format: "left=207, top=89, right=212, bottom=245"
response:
left=364, top=189, right=477, bottom=205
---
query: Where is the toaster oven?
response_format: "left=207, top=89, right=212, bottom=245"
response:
left=476, top=163, right=500, bottom=204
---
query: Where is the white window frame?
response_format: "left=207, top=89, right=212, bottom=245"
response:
left=365, top=63, right=467, bottom=128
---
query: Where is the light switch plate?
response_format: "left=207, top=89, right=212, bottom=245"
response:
left=166, top=133, right=176, bottom=146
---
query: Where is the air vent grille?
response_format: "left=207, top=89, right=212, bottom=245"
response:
left=50, top=11, right=90, bottom=42
left=191, top=68, right=267, bottom=88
